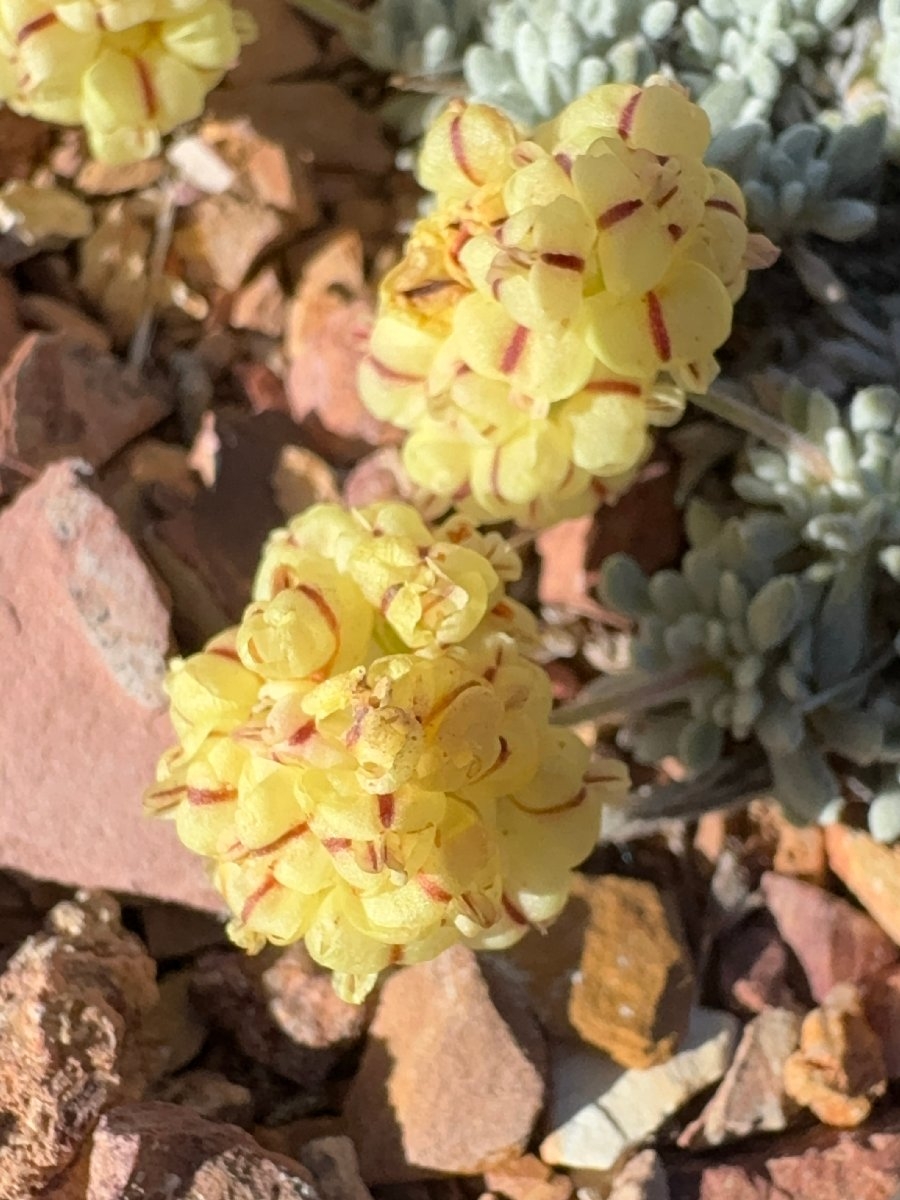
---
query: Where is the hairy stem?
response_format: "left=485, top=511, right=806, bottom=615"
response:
left=690, top=387, right=833, bottom=481
left=288, top=0, right=370, bottom=42
left=551, top=661, right=711, bottom=726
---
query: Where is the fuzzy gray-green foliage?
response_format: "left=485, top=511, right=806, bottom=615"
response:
left=706, top=114, right=884, bottom=241
left=342, top=0, right=489, bottom=76
left=678, top=0, right=861, bottom=132
left=462, top=0, right=676, bottom=127
left=601, top=383, right=900, bottom=834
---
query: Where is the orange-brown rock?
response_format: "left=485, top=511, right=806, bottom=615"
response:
left=761, top=871, right=897, bottom=1003
left=484, top=1155, right=572, bottom=1200
left=0, top=893, right=158, bottom=1198
left=344, top=946, right=547, bottom=1182
left=783, top=983, right=887, bottom=1127
left=825, top=825, right=900, bottom=945
left=568, top=875, right=695, bottom=1068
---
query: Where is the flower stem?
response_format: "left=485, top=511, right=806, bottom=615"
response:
left=287, top=0, right=370, bottom=43
left=551, top=662, right=711, bottom=726
left=690, top=387, right=833, bottom=481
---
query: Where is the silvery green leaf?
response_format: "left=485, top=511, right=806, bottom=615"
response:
left=699, top=79, right=752, bottom=132
left=824, top=427, right=860, bottom=478
left=689, top=674, right=728, bottom=716
left=719, top=570, right=750, bottom=621
left=599, top=554, right=650, bottom=617
left=727, top=618, right=753, bottom=656
left=678, top=719, right=724, bottom=774
left=868, top=791, right=900, bottom=843
left=756, top=697, right=806, bottom=753
left=704, top=618, right=728, bottom=658
left=649, top=571, right=695, bottom=619
left=879, top=546, right=900, bottom=581
left=733, top=477, right=782, bottom=506
left=743, top=179, right=780, bottom=234
left=740, top=512, right=800, bottom=561
left=733, top=654, right=765, bottom=689
left=642, top=0, right=678, bottom=38
left=791, top=387, right=840, bottom=438
left=805, top=512, right=864, bottom=554
left=825, top=115, right=886, bottom=190
left=685, top=498, right=723, bottom=548
left=684, top=6, right=721, bottom=58
left=815, top=0, right=858, bottom=26
left=850, top=386, right=900, bottom=433
left=683, top=548, right=722, bottom=613
left=778, top=121, right=823, bottom=165
left=809, top=706, right=883, bottom=764
left=711, top=693, right=735, bottom=728
left=745, top=447, right=790, bottom=482
left=665, top=613, right=709, bottom=658
left=707, top=120, right=767, bottom=170
left=813, top=558, right=870, bottom=687
left=420, top=26, right=456, bottom=72
left=771, top=742, right=841, bottom=823
left=464, top=45, right=505, bottom=93
left=807, top=199, right=877, bottom=242
left=732, top=688, right=765, bottom=737
left=777, top=662, right=812, bottom=703
left=577, top=56, right=611, bottom=90
left=781, top=179, right=808, bottom=222
left=630, top=715, right=689, bottom=764
left=747, top=576, right=803, bottom=651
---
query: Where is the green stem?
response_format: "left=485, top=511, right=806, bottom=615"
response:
left=551, top=662, right=711, bottom=726
left=287, top=0, right=370, bottom=43
left=690, top=388, right=833, bottom=482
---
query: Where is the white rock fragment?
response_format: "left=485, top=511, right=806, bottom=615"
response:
left=540, top=1008, right=739, bottom=1171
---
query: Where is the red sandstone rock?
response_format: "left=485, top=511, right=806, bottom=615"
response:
left=0, top=461, right=219, bottom=908
left=761, top=871, right=897, bottom=1003
left=191, top=945, right=368, bottom=1088
left=668, top=1108, right=900, bottom=1200
left=714, top=911, right=803, bottom=1016
left=86, top=1102, right=318, bottom=1199
left=344, top=946, right=547, bottom=1182
left=0, top=334, right=171, bottom=495
left=863, top=965, right=900, bottom=1079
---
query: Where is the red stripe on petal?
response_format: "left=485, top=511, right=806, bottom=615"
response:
left=247, top=823, right=309, bottom=858
left=617, top=91, right=641, bottom=140
left=378, top=792, right=395, bottom=827
left=646, top=291, right=671, bottom=362
left=655, top=184, right=678, bottom=209
left=502, top=894, right=529, bottom=925
left=597, top=197, right=644, bottom=230
left=240, top=874, right=278, bottom=922
left=365, top=355, right=424, bottom=385
left=554, top=152, right=573, bottom=175
left=323, top=837, right=352, bottom=853
left=706, top=198, right=741, bottom=217
left=450, top=113, right=480, bottom=185
left=187, top=784, right=237, bottom=806
left=586, top=380, right=643, bottom=396
left=500, top=325, right=529, bottom=374
left=288, top=721, right=315, bottom=746
left=133, top=56, right=158, bottom=119
left=418, top=874, right=453, bottom=903
left=540, top=252, right=585, bottom=271
left=667, top=223, right=684, bottom=241
left=297, top=583, right=340, bottom=680
left=17, top=12, right=57, bottom=41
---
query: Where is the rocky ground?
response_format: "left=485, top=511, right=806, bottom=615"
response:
left=2, top=2, right=900, bottom=1198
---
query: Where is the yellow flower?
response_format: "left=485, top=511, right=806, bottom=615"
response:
left=146, top=502, right=629, bottom=1001
left=0, top=0, right=254, bottom=162
left=359, top=83, right=769, bottom=526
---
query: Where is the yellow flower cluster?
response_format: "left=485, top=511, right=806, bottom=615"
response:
left=0, top=0, right=254, bottom=162
left=146, top=502, right=628, bottom=1001
left=359, top=82, right=764, bottom=527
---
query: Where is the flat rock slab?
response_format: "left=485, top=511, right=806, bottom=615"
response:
left=0, top=461, right=219, bottom=909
